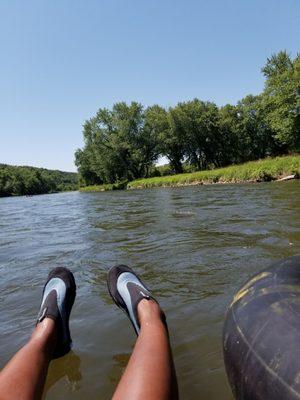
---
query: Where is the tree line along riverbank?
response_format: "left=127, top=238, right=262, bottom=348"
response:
left=79, top=155, right=300, bottom=191
left=0, top=164, right=78, bottom=197
left=75, top=51, right=300, bottom=189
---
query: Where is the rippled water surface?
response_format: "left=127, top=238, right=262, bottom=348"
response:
left=0, top=182, right=299, bottom=399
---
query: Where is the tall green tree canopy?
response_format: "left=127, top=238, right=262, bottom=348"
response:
left=75, top=51, right=300, bottom=186
left=261, top=51, right=300, bottom=150
left=75, top=102, right=160, bottom=184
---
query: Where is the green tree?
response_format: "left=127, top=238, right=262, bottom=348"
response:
left=236, top=95, right=275, bottom=161
left=75, top=102, right=160, bottom=184
left=261, top=51, right=300, bottom=150
left=218, top=104, right=241, bottom=165
left=177, top=99, right=221, bottom=170
left=157, top=106, right=185, bottom=174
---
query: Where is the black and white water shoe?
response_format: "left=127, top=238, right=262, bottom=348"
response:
left=107, top=265, right=155, bottom=335
left=37, top=267, right=76, bottom=358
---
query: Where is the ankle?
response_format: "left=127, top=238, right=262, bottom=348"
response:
left=137, top=299, right=166, bottom=328
left=31, top=317, right=57, bottom=352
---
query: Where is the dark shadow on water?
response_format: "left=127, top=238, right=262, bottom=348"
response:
left=107, top=352, right=131, bottom=384
left=43, top=351, right=82, bottom=396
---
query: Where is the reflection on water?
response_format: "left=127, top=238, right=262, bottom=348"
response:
left=0, top=181, right=299, bottom=399
left=45, top=352, right=82, bottom=395
left=108, top=353, right=131, bottom=384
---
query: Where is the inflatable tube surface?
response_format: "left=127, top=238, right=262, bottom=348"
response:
left=223, top=255, right=300, bottom=400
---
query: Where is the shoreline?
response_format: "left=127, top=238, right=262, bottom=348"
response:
left=128, top=175, right=298, bottom=190
left=80, top=175, right=298, bottom=192
left=79, top=155, right=300, bottom=192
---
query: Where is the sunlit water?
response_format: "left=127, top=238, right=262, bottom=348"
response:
left=0, top=181, right=299, bottom=399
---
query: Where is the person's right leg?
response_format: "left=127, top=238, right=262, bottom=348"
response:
left=108, top=265, right=178, bottom=400
left=0, top=267, right=76, bottom=400
left=0, top=318, right=56, bottom=400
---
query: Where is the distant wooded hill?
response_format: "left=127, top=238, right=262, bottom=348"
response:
left=0, top=164, right=78, bottom=197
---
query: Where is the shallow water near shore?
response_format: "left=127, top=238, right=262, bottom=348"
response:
left=0, top=181, right=299, bottom=399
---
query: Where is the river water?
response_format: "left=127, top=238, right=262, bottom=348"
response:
left=0, top=181, right=299, bottom=399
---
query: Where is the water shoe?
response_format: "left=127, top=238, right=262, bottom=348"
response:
left=37, top=267, right=76, bottom=358
left=107, top=265, right=155, bottom=335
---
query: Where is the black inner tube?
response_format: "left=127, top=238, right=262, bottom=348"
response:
left=223, top=255, right=300, bottom=400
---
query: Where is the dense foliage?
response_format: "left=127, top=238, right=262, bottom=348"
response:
left=0, top=164, right=78, bottom=197
left=75, top=51, right=300, bottom=185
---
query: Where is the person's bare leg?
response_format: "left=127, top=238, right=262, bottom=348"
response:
left=112, top=299, right=178, bottom=400
left=0, top=318, right=56, bottom=400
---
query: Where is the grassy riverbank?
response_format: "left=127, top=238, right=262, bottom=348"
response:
left=80, top=155, right=300, bottom=192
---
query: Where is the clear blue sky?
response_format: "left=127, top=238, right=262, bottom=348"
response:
left=0, top=0, right=299, bottom=172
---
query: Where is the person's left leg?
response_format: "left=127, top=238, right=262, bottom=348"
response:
left=0, top=318, right=57, bottom=400
left=107, top=265, right=178, bottom=400
left=0, top=267, right=76, bottom=400
left=111, top=298, right=178, bottom=400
